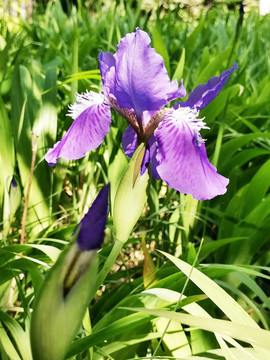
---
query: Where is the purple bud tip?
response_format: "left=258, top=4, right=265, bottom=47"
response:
left=11, top=177, right=18, bottom=188
left=76, top=184, right=110, bottom=251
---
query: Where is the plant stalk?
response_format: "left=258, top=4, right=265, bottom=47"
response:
left=90, top=238, right=123, bottom=301
left=73, top=239, right=123, bottom=316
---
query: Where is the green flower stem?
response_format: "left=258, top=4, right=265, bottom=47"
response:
left=93, top=238, right=124, bottom=297
left=212, top=121, right=225, bottom=168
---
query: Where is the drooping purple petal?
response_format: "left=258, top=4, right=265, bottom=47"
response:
left=173, top=62, right=238, bottom=110
left=113, top=28, right=181, bottom=116
left=122, top=125, right=137, bottom=158
left=45, top=92, right=111, bottom=166
left=76, top=184, right=110, bottom=251
left=155, top=111, right=229, bottom=200
left=99, top=51, right=116, bottom=98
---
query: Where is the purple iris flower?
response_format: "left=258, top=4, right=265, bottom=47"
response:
left=45, top=28, right=237, bottom=200
left=76, top=184, right=110, bottom=251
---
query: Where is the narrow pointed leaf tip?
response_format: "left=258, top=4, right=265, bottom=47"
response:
left=76, top=184, right=110, bottom=251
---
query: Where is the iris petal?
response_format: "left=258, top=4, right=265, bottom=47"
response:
left=168, top=79, right=186, bottom=101
left=113, top=28, right=180, bottom=116
left=141, top=148, right=150, bottom=175
left=174, top=62, right=238, bottom=110
left=45, top=92, right=111, bottom=165
left=148, top=135, right=160, bottom=180
left=155, top=112, right=229, bottom=200
left=122, top=125, right=137, bottom=158
left=99, top=51, right=116, bottom=98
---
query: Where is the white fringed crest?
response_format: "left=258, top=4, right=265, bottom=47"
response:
left=67, top=91, right=105, bottom=119
left=172, top=106, right=209, bottom=146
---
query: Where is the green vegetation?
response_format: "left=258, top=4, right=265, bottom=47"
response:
left=0, top=1, right=269, bottom=359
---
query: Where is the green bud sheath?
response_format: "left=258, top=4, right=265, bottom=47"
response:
left=113, top=144, right=149, bottom=243
left=30, top=243, right=99, bottom=360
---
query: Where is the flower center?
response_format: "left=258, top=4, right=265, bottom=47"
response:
left=173, top=106, right=209, bottom=146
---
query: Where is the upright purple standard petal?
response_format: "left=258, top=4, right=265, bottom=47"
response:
left=155, top=109, right=229, bottom=200
left=76, top=184, right=110, bottom=251
left=45, top=92, right=111, bottom=165
left=113, top=28, right=180, bottom=117
left=174, top=62, right=238, bottom=110
left=168, top=79, right=186, bottom=102
left=99, top=51, right=116, bottom=98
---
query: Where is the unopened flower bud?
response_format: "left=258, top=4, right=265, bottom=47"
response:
left=113, top=144, right=149, bottom=243
left=30, top=185, right=109, bottom=360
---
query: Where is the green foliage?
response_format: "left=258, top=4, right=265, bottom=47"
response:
left=0, top=1, right=269, bottom=359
